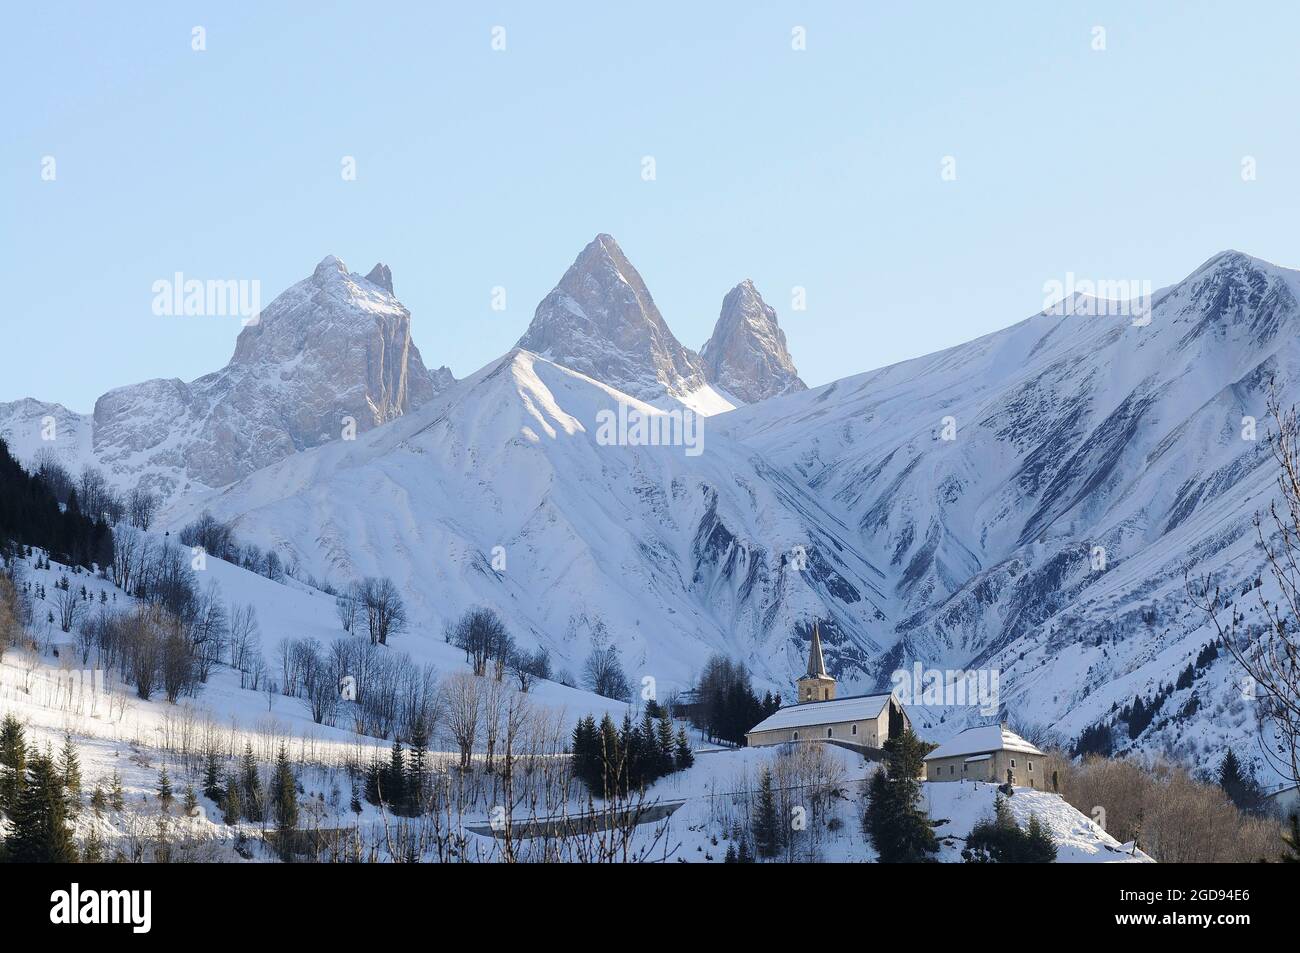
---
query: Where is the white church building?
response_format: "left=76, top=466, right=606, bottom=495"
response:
left=745, top=624, right=910, bottom=750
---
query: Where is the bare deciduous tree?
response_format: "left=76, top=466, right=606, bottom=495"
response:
left=583, top=643, right=632, bottom=702
left=445, top=672, right=482, bottom=770
left=361, top=577, right=406, bottom=646
left=451, top=607, right=512, bottom=677
left=335, top=581, right=361, bottom=633
left=54, top=585, right=84, bottom=633
left=127, top=485, right=160, bottom=531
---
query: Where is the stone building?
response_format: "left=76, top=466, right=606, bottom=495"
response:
left=922, top=723, right=1046, bottom=787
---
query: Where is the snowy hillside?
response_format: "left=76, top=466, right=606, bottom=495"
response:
left=163, top=349, right=890, bottom=691
left=1, top=541, right=627, bottom=746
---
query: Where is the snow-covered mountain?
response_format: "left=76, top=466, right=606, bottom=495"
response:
left=164, top=247, right=1300, bottom=782
left=516, top=234, right=736, bottom=414
left=9, top=237, right=1296, bottom=780
left=701, top=279, right=806, bottom=403
left=167, top=348, right=888, bottom=689
left=0, top=256, right=453, bottom=496
left=719, top=249, right=1300, bottom=770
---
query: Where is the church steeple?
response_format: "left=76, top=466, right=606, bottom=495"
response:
left=806, top=623, right=829, bottom=679
left=797, top=623, right=836, bottom=703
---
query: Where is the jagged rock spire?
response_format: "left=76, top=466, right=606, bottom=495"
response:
left=700, top=279, right=806, bottom=403
left=365, top=263, right=394, bottom=295
left=515, top=233, right=708, bottom=401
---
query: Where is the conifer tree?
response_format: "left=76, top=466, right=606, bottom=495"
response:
left=384, top=739, right=406, bottom=810
left=571, top=715, right=600, bottom=793
left=81, top=822, right=105, bottom=863
left=962, top=797, right=1056, bottom=863
left=183, top=784, right=198, bottom=817
left=656, top=715, right=676, bottom=779
left=363, top=753, right=382, bottom=806
left=220, top=772, right=242, bottom=825
left=202, top=749, right=223, bottom=801
left=1217, top=748, right=1260, bottom=811
left=156, top=765, right=173, bottom=811
left=5, top=753, right=78, bottom=862
left=620, top=713, right=640, bottom=789
left=0, top=713, right=26, bottom=817
left=239, top=743, right=263, bottom=822
left=597, top=713, right=622, bottom=796
left=675, top=727, right=694, bottom=771
left=407, top=716, right=430, bottom=816
left=752, top=767, right=780, bottom=859
left=57, top=732, right=81, bottom=811
left=1025, top=813, right=1057, bottom=863
left=736, top=835, right=754, bottom=863
left=1218, top=748, right=1244, bottom=790
left=90, top=785, right=107, bottom=814
left=862, top=729, right=938, bottom=863
left=109, top=769, right=124, bottom=812
left=271, top=743, right=298, bottom=854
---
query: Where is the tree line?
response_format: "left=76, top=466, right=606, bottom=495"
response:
left=0, top=439, right=114, bottom=570
left=570, top=702, right=694, bottom=796
left=688, top=654, right=781, bottom=746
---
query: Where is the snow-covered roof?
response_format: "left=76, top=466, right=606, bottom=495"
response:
left=924, top=724, right=1045, bottom=761
left=746, top=694, right=895, bottom=734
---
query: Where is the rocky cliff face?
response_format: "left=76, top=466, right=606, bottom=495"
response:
left=1, top=256, right=452, bottom=495
left=700, top=280, right=806, bottom=403
left=516, top=234, right=711, bottom=403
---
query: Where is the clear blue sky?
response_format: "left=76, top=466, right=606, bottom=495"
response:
left=3, top=2, right=1299, bottom=410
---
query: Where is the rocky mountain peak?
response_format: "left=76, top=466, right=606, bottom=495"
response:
left=365, top=262, right=394, bottom=295
left=515, top=234, right=708, bottom=402
left=700, top=280, right=806, bottom=403
left=7, top=255, right=455, bottom=496
left=313, top=254, right=349, bottom=281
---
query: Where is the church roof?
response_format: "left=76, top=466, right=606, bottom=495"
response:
left=747, top=693, right=895, bottom=735
left=804, top=623, right=830, bottom=679
left=922, top=724, right=1045, bottom=761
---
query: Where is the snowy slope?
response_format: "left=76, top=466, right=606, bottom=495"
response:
left=1, top=542, right=627, bottom=747
left=592, top=747, right=1147, bottom=863
left=163, top=349, right=890, bottom=691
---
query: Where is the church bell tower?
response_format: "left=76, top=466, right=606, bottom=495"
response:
left=796, top=623, right=836, bottom=703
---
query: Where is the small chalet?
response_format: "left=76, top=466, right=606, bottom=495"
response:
left=745, top=624, right=910, bottom=749
left=923, top=723, right=1046, bottom=787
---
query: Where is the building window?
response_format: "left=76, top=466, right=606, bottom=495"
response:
left=792, top=732, right=799, bottom=741
left=1028, top=760, right=1034, bottom=772
left=826, top=728, right=833, bottom=738
left=1010, top=758, right=1016, bottom=768
left=851, top=724, right=858, bottom=735
left=949, top=765, right=955, bottom=775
